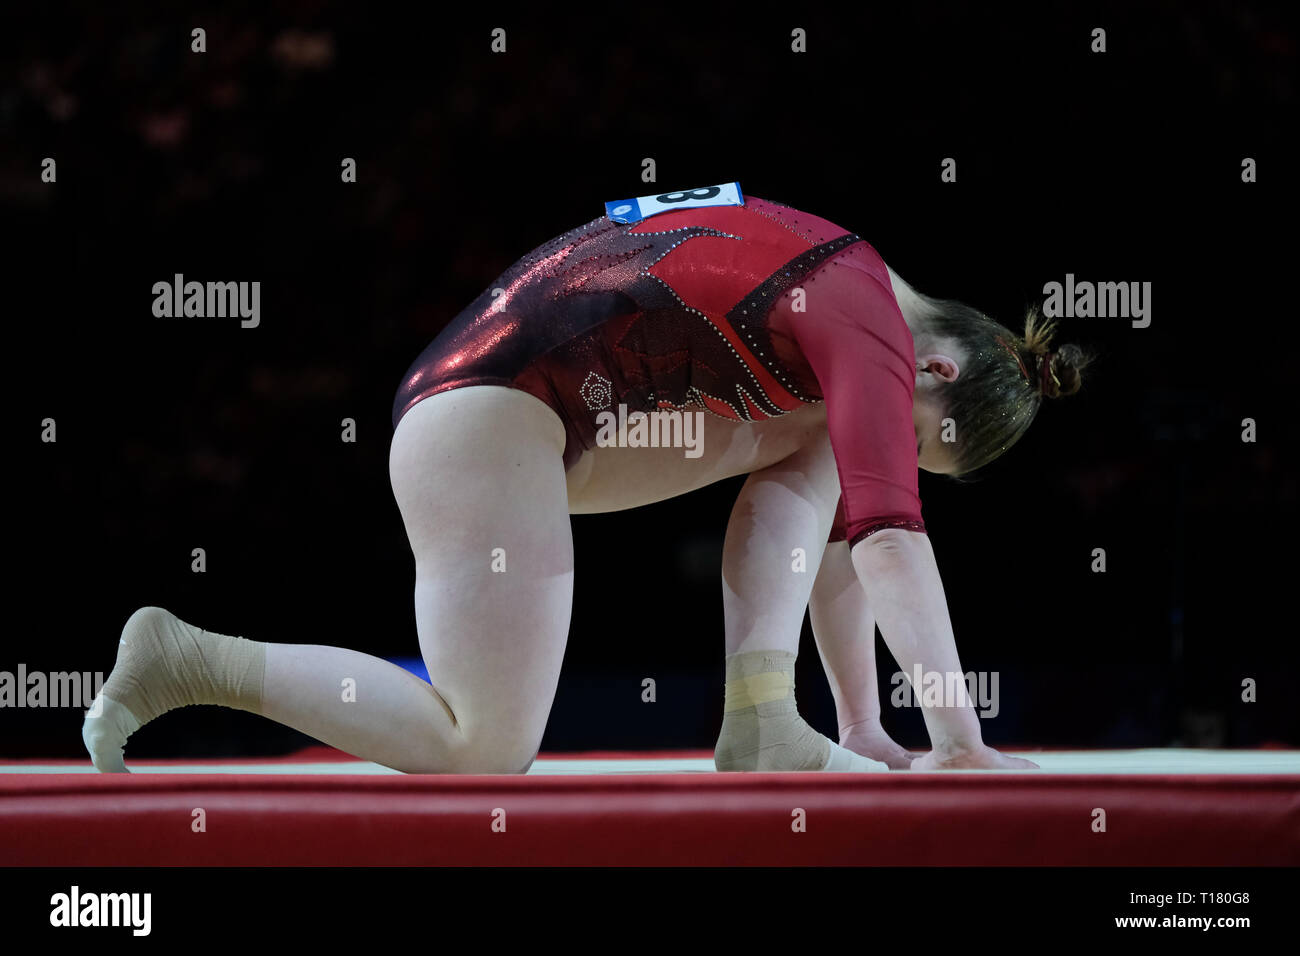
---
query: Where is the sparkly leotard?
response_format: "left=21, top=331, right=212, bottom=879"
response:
left=392, top=196, right=925, bottom=544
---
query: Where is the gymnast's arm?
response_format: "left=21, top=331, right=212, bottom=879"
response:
left=849, top=530, right=982, bottom=755
left=786, top=258, right=1035, bottom=769
left=851, top=530, right=1037, bottom=769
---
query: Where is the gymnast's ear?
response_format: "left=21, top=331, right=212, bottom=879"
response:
left=916, top=354, right=960, bottom=383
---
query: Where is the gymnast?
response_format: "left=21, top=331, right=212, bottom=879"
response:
left=84, top=192, right=1084, bottom=774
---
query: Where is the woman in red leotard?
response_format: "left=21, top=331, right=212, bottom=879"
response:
left=86, top=194, right=1085, bottom=774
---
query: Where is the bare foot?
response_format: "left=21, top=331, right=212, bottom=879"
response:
left=839, top=721, right=920, bottom=770
left=909, top=746, right=1039, bottom=771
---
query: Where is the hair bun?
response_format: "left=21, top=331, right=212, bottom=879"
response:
left=1041, top=343, right=1085, bottom=399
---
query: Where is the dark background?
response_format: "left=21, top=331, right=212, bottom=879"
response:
left=3, top=1, right=1296, bottom=758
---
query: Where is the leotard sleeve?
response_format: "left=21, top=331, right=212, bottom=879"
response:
left=774, top=253, right=926, bottom=547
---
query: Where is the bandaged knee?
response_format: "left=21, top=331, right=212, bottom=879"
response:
left=714, top=649, right=886, bottom=772
left=83, top=606, right=265, bottom=772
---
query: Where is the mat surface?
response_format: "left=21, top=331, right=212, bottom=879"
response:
left=2, top=749, right=1297, bottom=865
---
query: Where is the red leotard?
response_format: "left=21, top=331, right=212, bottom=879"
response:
left=392, top=196, right=925, bottom=545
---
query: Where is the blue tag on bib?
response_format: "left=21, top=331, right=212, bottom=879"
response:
left=604, top=182, right=744, bottom=224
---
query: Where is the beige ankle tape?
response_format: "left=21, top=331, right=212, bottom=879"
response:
left=715, top=649, right=887, bottom=772
left=723, top=650, right=795, bottom=701
left=724, top=671, right=793, bottom=712
left=716, top=650, right=828, bottom=771
left=100, top=606, right=266, bottom=725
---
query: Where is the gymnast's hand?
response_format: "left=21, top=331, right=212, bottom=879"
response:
left=909, top=745, right=1039, bottom=771
left=839, top=717, right=920, bottom=770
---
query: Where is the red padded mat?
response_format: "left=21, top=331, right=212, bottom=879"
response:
left=2, top=752, right=1296, bottom=865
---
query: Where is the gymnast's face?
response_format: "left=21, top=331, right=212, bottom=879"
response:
left=912, top=349, right=962, bottom=475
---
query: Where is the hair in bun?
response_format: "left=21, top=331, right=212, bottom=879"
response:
left=919, top=298, right=1092, bottom=474
left=1023, top=312, right=1085, bottom=399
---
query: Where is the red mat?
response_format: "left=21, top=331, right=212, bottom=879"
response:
left=2, top=753, right=1297, bottom=866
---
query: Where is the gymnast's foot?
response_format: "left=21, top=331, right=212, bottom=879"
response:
left=715, top=706, right=890, bottom=772
left=840, top=719, right=921, bottom=770
left=715, top=650, right=888, bottom=772
left=909, top=744, right=1039, bottom=771
left=81, top=606, right=266, bottom=773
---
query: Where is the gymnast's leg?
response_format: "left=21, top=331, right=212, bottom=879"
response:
left=84, top=386, right=573, bottom=774
left=714, top=433, right=887, bottom=772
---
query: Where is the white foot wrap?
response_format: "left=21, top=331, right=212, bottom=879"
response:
left=81, top=606, right=266, bottom=773
left=714, top=650, right=888, bottom=772
left=81, top=695, right=142, bottom=773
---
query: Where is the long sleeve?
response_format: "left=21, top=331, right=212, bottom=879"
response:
left=775, top=253, right=926, bottom=546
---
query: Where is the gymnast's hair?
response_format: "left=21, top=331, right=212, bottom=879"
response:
left=919, top=296, right=1090, bottom=476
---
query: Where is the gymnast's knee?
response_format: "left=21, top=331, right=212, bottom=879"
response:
left=444, top=723, right=541, bottom=774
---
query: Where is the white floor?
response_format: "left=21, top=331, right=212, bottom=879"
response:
left=1, top=750, right=1298, bottom=775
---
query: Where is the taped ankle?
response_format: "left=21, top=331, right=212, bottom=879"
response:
left=715, top=650, right=887, bottom=772
left=715, top=650, right=830, bottom=771
left=99, top=606, right=266, bottom=726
